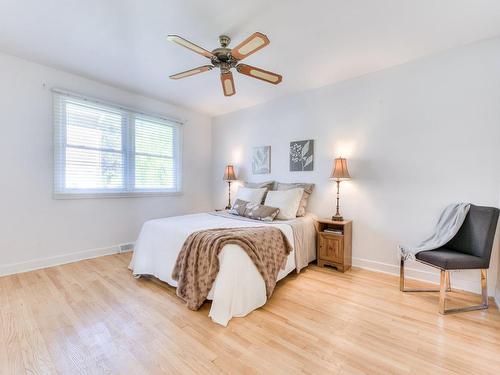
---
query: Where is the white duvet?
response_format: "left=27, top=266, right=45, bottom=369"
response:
left=129, top=213, right=297, bottom=326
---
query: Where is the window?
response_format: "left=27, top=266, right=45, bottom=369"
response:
left=53, top=91, right=182, bottom=198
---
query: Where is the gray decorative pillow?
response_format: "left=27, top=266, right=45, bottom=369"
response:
left=229, top=199, right=280, bottom=222
left=229, top=199, right=248, bottom=216
left=243, top=181, right=274, bottom=203
left=276, top=182, right=315, bottom=217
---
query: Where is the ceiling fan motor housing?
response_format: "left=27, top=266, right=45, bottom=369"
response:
left=211, top=35, right=238, bottom=73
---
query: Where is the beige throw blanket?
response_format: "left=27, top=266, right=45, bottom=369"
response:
left=172, top=226, right=292, bottom=310
left=208, top=211, right=317, bottom=272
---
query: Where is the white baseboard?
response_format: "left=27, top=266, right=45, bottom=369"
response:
left=352, top=257, right=492, bottom=297
left=1, top=248, right=498, bottom=306
left=0, top=243, right=134, bottom=277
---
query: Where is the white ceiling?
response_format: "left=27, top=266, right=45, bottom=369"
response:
left=1, top=0, right=500, bottom=116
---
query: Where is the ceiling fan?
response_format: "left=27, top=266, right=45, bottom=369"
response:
left=167, top=32, right=282, bottom=97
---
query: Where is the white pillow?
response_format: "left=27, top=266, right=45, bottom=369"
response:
left=232, top=187, right=267, bottom=206
left=264, top=188, right=304, bottom=220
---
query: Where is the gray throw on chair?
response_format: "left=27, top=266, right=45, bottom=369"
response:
left=399, top=203, right=470, bottom=261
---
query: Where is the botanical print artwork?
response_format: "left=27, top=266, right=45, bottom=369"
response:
left=290, top=140, right=314, bottom=171
left=252, top=146, right=271, bottom=174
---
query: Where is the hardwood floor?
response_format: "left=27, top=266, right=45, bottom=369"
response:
left=1, top=253, right=499, bottom=374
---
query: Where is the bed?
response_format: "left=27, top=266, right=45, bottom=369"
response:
left=129, top=211, right=316, bottom=326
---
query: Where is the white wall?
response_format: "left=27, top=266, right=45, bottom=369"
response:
left=0, top=51, right=212, bottom=275
left=212, top=37, right=500, bottom=296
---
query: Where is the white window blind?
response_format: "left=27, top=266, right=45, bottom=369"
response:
left=53, top=90, right=182, bottom=198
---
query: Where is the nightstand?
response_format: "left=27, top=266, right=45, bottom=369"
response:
left=316, top=219, right=352, bottom=272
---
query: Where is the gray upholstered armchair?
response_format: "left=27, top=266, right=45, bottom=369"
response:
left=400, top=204, right=499, bottom=314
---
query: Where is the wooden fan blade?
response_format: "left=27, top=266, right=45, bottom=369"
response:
left=169, top=65, right=213, bottom=80
left=220, top=72, right=236, bottom=96
left=167, top=35, right=214, bottom=59
left=236, top=64, right=282, bottom=84
left=231, top=32, right=270, bottom=60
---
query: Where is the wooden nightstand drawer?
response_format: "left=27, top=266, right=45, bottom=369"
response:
left=318, top=234, right=343, bottom=263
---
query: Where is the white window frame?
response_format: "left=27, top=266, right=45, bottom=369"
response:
left=53, top=89, right=183, bottom=199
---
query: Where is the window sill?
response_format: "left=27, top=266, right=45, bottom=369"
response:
left=53, top=191, right=183, bottom=200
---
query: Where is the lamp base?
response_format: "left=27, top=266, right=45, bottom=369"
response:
left=331, top=214, right=344, bottom=222
left=225, top=205, right=231, bottom=210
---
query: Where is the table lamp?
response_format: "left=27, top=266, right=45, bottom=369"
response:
left=223, top=165, right=237, bottom=209
left=330, top=157, right=351, bottom=221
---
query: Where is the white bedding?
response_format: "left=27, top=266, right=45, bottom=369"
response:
left=129, top=212, right=298, bottom=326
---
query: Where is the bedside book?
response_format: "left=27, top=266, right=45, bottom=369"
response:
left=323, top=228, right=343, bottom=234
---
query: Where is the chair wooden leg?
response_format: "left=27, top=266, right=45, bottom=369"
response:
left=481, top=269, right=488, bottom=307
left=439, top=270, right=447, bottom=314
left=445, top=271, right=451, bottom=292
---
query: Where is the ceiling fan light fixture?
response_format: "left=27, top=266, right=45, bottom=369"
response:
left=167, top=32, right=281, bottom=96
